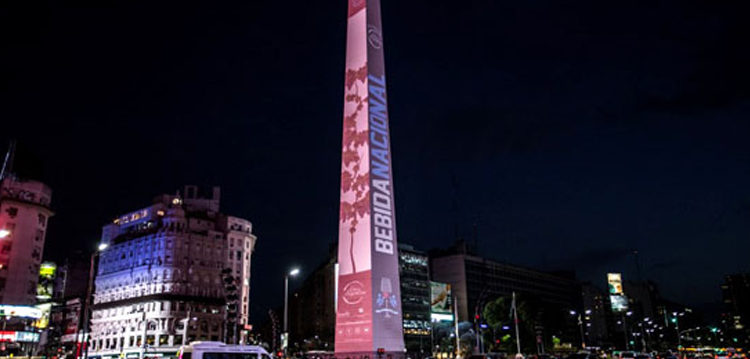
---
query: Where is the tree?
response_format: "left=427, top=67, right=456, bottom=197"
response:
left=482, top=294, right=572, bottom=354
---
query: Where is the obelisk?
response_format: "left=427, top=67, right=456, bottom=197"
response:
left=335, top=1, right=404, bottom=358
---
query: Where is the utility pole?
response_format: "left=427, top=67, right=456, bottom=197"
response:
left=454, top=296, right=460, bottom=359
left=513, top=292, right=521, bottom=355
left=0, top=140, right=16, bottom=181
left=182, top=308, right=191, bottom=346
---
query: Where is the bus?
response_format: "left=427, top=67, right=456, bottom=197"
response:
left=177, top=342, right=272, bottom=359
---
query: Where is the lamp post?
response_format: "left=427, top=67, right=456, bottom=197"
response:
left=570, top=310, right=586, bottom=349
left=283, top=268, right=300, bottom=358
left=671, top=312, right=684, bottom=349
left=83, top=243, right=109, bottom=359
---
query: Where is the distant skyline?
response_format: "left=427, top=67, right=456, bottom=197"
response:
left=2, top=0, right=749, bottom=324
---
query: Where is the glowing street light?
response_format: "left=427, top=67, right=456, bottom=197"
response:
left=283, top=267, right=301, bottom=357
left=83, top=243, right=110, bottom=359
left=0, top=229, right=10, bottom=238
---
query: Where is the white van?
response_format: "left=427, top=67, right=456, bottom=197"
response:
left=178, top=342, right=273, bottom=359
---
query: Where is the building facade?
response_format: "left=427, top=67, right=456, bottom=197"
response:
left=89, top=186, right=257, bottom=358
left=398, top=244, right=431, bottom=357
left=289, top=247, right=337, bottom=350
left=290, top=243, right=431, bottom=356
left=581, top=283, right=610, bottom=347
left=0, top=176, right=54, bottom=305
left=721, top=273, right=750, bottom=345
left=430, top=242, right=582, bottom=324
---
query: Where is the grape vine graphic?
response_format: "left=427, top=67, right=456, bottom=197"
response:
left=339, top=63, right=370, bottom=274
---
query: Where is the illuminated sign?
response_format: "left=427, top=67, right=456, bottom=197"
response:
left=430, top=282, right=452, bottom=315
left=607, top=273, right=628, bottom=312
left=37, top=262, right=56, bottom=300
left=0, top=331, right=40, bottom=342
left=113, top=209, right=149, bottom=225
left=607, top=273, right=623, bottom=294
left=0, top=305, right=43, bottom=319
left=336, top=0, right=404, bottom=356
left=610, top=295, right=629, bottom=312
left=33, top=303, right=52, bottom=329
left=430, top=313, right=454, bottom=322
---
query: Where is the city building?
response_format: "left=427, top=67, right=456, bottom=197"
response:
left=49, top=298, right=85, bottom=356
left=398, top=244, right=431, bottom=357
left=54, top=252, right=91, bottom=301
left=721, top=273, right=750, bottom=345
left=430, top=241, right=582, bottom=323
left=89, top=186, right=257, bottom=358
left=0, top=175, right=54, bottom=305
left=722, top=273, right=750, bottom=330
left=581, top=283, right=609, bottom=347
left=47, top=252, right=95, bottom=358
left=289, top=246, right=337, bottom=350
left=290, top=243, right=431, bottom=356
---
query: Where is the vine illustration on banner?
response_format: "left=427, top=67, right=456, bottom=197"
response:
left=340, top=63, right=369, bottom=274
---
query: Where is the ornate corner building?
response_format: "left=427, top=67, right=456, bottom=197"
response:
left=89, top=186, right=256, bottom=358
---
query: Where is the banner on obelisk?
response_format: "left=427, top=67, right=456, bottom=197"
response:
left=336, top=0, right=404, bottom=357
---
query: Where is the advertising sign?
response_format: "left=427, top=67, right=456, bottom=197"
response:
left=607, top=273, right=623, bottom=294
left=336, top=0, right=404, bottom=356
left=37, top=262, right=56, bottom=300
left=0, top=305, right=43, bottom=319
left=0, top=331, right=40, bottom=343
left=610, top=295, right=629, bottom=312
left=430, top=282, right=452, bottom=314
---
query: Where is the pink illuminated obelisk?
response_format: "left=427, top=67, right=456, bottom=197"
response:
left=335, top=0, right=404, bottom=358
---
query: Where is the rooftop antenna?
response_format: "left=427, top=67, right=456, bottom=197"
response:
left=0, top=140, right=17, bottom=181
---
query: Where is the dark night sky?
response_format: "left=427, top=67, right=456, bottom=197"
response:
left=2, top=0, right=749, bottom=323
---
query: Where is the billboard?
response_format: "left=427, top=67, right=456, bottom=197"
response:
left=607, top=273, right=623, bottom=294
left=0, top=331, right=40, bottom=343
left=37, top=262, right=56, bottom=300
left=0, top=305, right=43, bottom=319
left=430, top=282, right=452, bottom=314
left=335, top=0, right=404, bottom=356
left=610, top=295, right=629, bottom=312
left=33, top=303, right=52, bottom=329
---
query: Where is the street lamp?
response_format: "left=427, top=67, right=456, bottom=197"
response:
left=0, top=229, right=10, bottom=238
left=83, top=243, right=109, bottom=359
left=570, top=310, right=586, bottom=349
left=283, top=268, right=300, bottom=358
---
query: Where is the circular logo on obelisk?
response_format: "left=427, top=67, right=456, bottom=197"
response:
left=342, top=280, right=366, bottom=305
left=367, top=25, right=382, bottom=49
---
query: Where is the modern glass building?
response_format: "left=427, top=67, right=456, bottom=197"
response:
left=399, top=244, right=431, bottom=357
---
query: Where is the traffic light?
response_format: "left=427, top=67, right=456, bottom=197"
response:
left=221, top=267, right=240, bottom=343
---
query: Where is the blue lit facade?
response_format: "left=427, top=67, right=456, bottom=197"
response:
left=89, top=186, right=257, bottom=358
